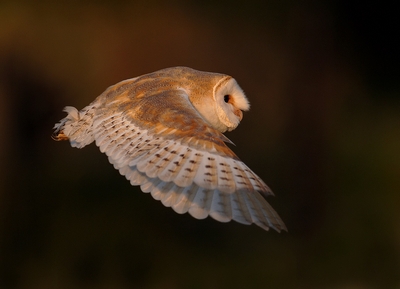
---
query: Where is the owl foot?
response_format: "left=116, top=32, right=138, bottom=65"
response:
left=52, top=131, right=69, bottom=141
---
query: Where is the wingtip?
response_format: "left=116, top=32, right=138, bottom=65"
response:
left=275, top=224, right=288, bottom=233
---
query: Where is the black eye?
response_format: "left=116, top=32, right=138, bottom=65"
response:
left=224, top=95, right=230, bottom=103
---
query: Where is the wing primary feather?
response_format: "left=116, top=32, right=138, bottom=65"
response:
left=157, top=144, right=186, bottom=182
left=171, top=185, right=199, bottom=214
left=203, top=153, right=219, bottom=190
left=188, top=187, right=213, bottom=219
left=173, top=147, right=201, bottom=187
left=141, top=177, right=162, bottom=193
left=105, top=129, right=135, bottom=158
left=241, top=163, right=273, bottom=196
left=216, top=157, right=236, bottom=193
left=125, top=166, right=148, bottom=186
left=240, top=189, right=268, bottom=230
left=132, top=144, right=165, bottom=170
left=136, top=142, right=173, bottom=177
left=151, top=181, right=175, bottom=201
left=93, top=113, right=123, bottom=131
left=145, top=148, right=175, bottom=179
left=247, top=192, right=272, bottom=231
left=230, top=189, right=253, bottom=225
left=253, top=192, right=287, bottom=232
left=98, top=125, right=128, bottom=154
left=161, top=184, right=184, bottom=207
left=108, top=125, right=145, bottom=160
left=209, top=189, right=232, bottom=223
left=95, top=115, right=126, bottom=148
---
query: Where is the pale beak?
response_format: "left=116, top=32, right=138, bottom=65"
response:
left=234, top=109, right=243, bottom=121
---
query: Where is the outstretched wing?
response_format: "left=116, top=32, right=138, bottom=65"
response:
left=91, top=86, right=286, bottom=232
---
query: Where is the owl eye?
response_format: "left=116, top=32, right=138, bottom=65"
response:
left=224, top=95, right=230, bottom=103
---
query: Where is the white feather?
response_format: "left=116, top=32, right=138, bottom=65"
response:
left=188, top=187, right=213, bottom=219
left=209, top=189, right=232, bottom=223
left=171, top=185, right=199, bottom=214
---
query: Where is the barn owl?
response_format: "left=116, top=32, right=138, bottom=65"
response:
left=53, top=67, right=286, bottom=232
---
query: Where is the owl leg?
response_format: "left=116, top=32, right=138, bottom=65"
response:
left=53, top=105, right=96, bottom=148
left=51, top=130, right=68, bottom=141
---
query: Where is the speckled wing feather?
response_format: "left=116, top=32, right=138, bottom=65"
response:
left=81, top=80, right=287, bottom=232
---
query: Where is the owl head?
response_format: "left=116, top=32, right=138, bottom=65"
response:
left=210, top=75, right=250, bottom=132
left=173, top=67, right=250, bottom=133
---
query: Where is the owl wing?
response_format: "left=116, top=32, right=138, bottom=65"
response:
left=91, top=88, right=286, bottom=232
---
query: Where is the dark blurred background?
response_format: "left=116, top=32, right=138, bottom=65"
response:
left=0, top=1, right=399, bottom=288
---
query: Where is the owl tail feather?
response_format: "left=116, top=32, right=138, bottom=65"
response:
left=52, top=105, right=95, bottom=148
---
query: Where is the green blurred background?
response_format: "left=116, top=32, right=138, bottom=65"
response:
left=0, top=1, right=399, bottom=288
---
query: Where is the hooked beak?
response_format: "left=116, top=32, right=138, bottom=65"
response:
left=234, top=109, right=243, bottom=121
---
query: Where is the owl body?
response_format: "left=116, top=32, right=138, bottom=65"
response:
left=53, top=67, right=286, bottom=232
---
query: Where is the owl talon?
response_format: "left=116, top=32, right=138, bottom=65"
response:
left=52, top=131, right=69, bottom=141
